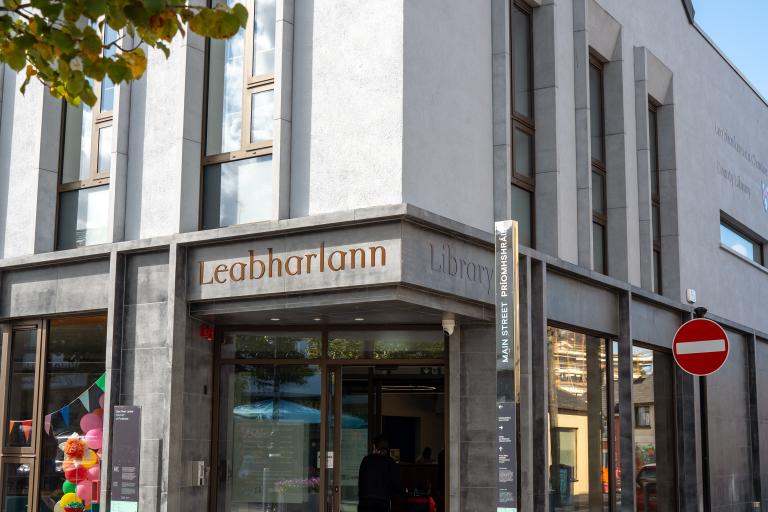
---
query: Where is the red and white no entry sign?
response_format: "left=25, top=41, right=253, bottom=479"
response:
left=672, top=318, right=729, bottom=376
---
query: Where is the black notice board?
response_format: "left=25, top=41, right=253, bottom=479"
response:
left=110, top=406, right=142, bottom=512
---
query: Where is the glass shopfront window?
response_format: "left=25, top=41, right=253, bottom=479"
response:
left=216, top=364, right=322, bottom=512
left=0, top=316, right=107, bottom=512
left=632, top=346, right=676, bottom=511
left=328, top=330, right=445, bottom=360
left=547, top=327, right=611, bottom=511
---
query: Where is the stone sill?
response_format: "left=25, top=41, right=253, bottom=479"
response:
left=719, top=244, right=768, bottom=276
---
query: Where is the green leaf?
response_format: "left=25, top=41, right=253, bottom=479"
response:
left=83, top=0, right=108, bottom=20
left=5, top=44, right=26, bottom=71
left=50, top=29, right=75, bottom=52
left=232, top=3, right=248, bottom=27
left=65, top=70, right=85, bottom=95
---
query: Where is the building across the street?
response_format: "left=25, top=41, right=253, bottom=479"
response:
left=0, top=0, right=767, bottom=511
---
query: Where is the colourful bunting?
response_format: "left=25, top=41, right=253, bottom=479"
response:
left=8, top=421, right=14, bottom=435
left=21, top=421, right=32, bottom=443
left=44, top=414, right=52, bottom=435
left=60, top=405, right=70, bottom=426
left=95, top=374, right=106, bottom=392
left=79, top=391, right=90, bottom=411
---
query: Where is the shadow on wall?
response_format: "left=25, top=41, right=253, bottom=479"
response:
left=288, top=0, right=314, bottom=218
left=0, top=68, right=16, bottom=257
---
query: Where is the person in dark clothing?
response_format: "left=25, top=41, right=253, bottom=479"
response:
left=358, top=434, right=403, bottom=512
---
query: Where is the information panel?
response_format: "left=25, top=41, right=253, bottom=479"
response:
left=494, top=221, right=518, bottom=512
left=110, top=406, right=142, bottom=512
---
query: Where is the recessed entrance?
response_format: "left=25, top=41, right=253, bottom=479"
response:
left=211, top=328, right=448, bottom=512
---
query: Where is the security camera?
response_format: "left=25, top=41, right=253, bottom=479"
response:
left=442, top=313, right=456, bottom=336
left=693, top=307, right=708, bottom=319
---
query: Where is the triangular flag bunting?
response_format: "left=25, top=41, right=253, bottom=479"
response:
left=44, top=414, right=52, bottom=435
left=79, top=391, right=90, bottom=411
left=60, top=405, right=70, bottom=426
left=21, top=421, right=32, bottom=443
left=8, top=421, right=14, bottom=435
left=95, top=374, right=106, bottom=392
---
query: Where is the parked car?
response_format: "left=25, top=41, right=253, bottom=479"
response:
left=635, top=464, right=657, bottom=512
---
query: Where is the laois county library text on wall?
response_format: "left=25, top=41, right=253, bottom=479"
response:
left=1, top=0, right=768, bottom=511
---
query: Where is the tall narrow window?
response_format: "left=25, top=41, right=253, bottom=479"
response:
left=648, top=103, right=662, bottom=293
left=510, top=2, right=535, bottom=247
left=203, top=0, right=276, bottom=229
left=57, top=26, right=118, bottom=250
left=589, top=57, right=607, bottom=274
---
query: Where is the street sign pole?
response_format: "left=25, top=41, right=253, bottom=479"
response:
left=495, top=220, right=519, bottom=512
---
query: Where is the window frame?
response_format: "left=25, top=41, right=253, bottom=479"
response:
left=55, top=27, right=115, bottom=250
left=720, top=216, right=765, bottom=266
left=510, top=0, right=535, bottom=247
left=200, top=0, right=277, bottom=229
left=589, top=54, right=607, bottom=274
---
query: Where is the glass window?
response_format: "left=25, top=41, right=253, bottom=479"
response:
left=592, top=222, right=605, bottom=274
left=632, top=346, right=676, bottom=511
left=653, top=249, right=662, bottom=294
left=202, top=155, right=274, bottom=229
left=648, top=108, right=659, bottom=196
left=96, top=126, right=112, bottom=174
left=513, top=128, right=533, bottom=177
left=511, top=185, right=532, bottom=247
left=38, top=316, right=107, bottom=510
left=57, top=186, right=110, bottom=250
left=206, top=18, right=245, bottom=156
left=328, top=330, right=445, bottom=360
left=220, top=332, right=321, bottom=359
left=61, top=104, right=93, bottom=184
left=547, top=327, right=610, bottom=511
left=216, top=364, right=321, bottom=511
left=511, top=4, right=531, bottom=118
left=589, top=63, right=604, bottom=163
left=652, top=204, right=661, bottom=243
left=592, top=171, right=605, bottom=215
left=720, top=222, right=763, bottom=264
left=250, top=89, right=274, bottom=143
left=1, top=462, right=31, bottom=508
left=5, top=329, right=38, bottom=449
left=253, top=0, right=276, bottom=77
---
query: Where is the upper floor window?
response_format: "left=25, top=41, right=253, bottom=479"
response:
left=57, top=26, right=117, bottom=250
left=589, top=56, right=607, bottom=274
left=720, top=218, right=764, bottom=265
left=510, top=2, right=534, bottom=247
left=203, top=0, right=276, bottom=229
left=648, top=102, right=662, bottom=293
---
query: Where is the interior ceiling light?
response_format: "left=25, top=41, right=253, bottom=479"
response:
left=270, top=318, right=280, bottom=321
left=354, top=317, right=365, bottom=321
left=313, top=318, right=322, bottom=321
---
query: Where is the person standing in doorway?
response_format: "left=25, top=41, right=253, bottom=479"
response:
left=358, top=434, right=403, bottom=512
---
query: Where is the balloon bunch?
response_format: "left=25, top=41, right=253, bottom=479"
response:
left=54, top=395, right=105, bottom=512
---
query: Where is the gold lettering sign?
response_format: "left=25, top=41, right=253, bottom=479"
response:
left=198, top=242, right=387, bottom=285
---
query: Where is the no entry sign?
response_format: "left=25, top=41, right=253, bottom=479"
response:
left=673, top=318, right=729, bottom=376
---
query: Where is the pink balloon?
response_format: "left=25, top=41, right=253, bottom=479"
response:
left=87, top=465, right=101, bottom=481
left=76, top=481, right=93, bottom=506
left=98, top=394, right=105, bottom=409
left=80, top=413, right=102, bottom=433
left=85, top=428, right=103, bottom=450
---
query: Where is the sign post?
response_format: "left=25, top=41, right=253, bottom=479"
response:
left=110, top=406, right=142, bottom=512
left=673, top=318, right=729, bottom=376
left=495, top=220, right=519, bottom=512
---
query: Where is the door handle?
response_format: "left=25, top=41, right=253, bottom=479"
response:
left=334, top=485, right=340, bottom=493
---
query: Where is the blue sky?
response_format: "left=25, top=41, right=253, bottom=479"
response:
left=693, top=1, right=768, bottom=98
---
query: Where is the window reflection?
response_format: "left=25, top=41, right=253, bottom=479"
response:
left=217, top=365, right=322, bottom=512
left=202, top=155, right=273, bottom=229
left=57, top=186, right=110, bottom=250
left=62, top=103, right=93, bottom=184
left=5, top=329, right=38, bottom=449
left=632, top=346, right=676, bottom=511
left=253, top=0, right=276, bottom=76
left=548, top=327, right=610, bottom=511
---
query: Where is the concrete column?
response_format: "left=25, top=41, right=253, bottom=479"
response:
left=274, top=0, right=294, bottom=219
left=448, top=325, right=461, bottom=512
left=586, top=337, right=603, bottom=509
left=530, top=260, right=549, bottom=512
left=518, top=255, right=534, bottom=511
left=459, top=324, right=496, bottom=510
left=100, top=249, right=126, bottom=507
left=675, top=311, right=702, bottom=511
left=108, top=79, right=131, bottom=243
left=617, top=292, right=635, bottom=511
left=572, top=0, right=592, bottom=269
left=491, top=0, right=512, bottom=223
left=746, top=333, right=763, bottom=507
left=633, top=48, right=654, bottom=292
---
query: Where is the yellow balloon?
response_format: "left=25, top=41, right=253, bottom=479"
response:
left=79, top=449, right=99, bottom=469
left=54, top=503, right=64, bottom=512
left=60, top=493, right=82, bottom=507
